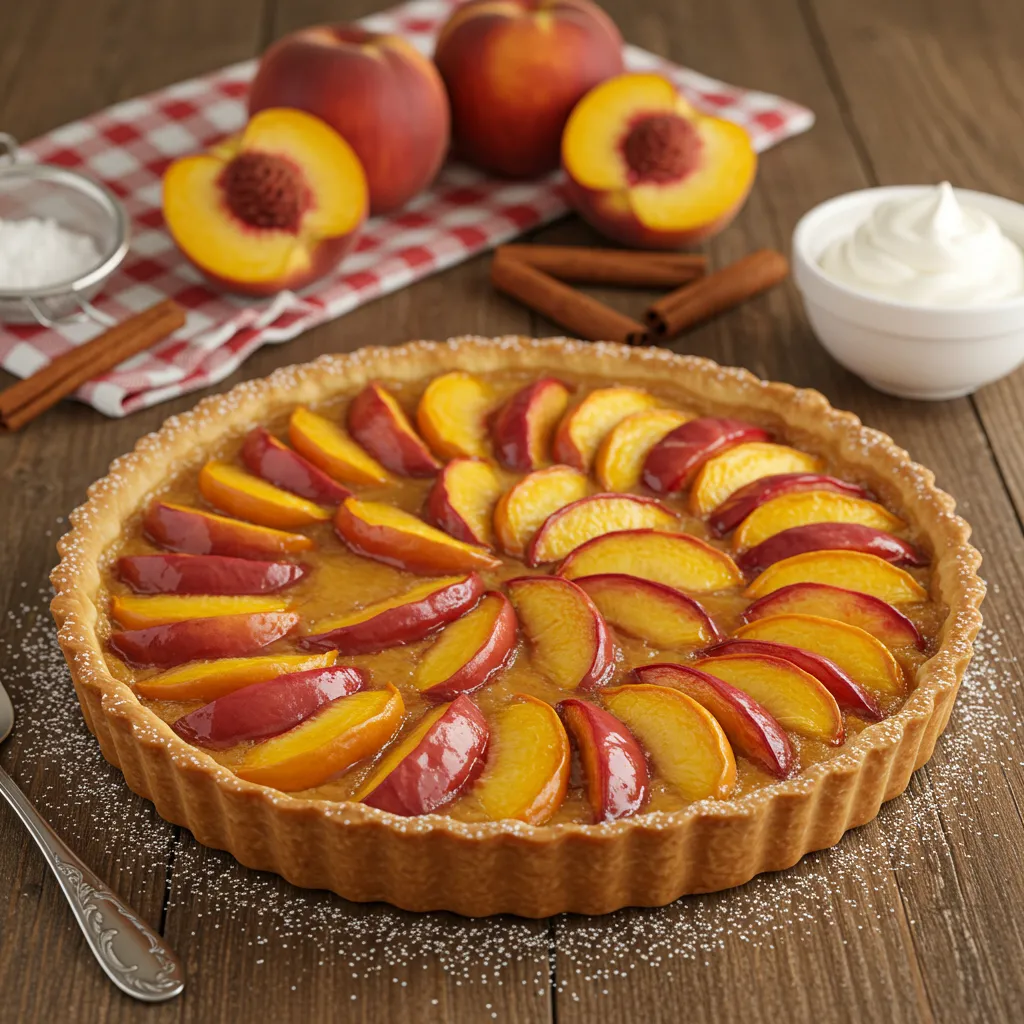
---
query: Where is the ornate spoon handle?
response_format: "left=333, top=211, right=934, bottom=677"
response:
left=0, top=768, right=184, bottom=1001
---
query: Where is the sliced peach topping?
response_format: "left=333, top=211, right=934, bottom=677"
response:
left=492, top=464, right=589, bottom=557
left=347, top=382, right=441, bottom=478
left=552, top=386, right=658, bottom=471
left=111, top=594, right=290, bottom=629
left=602, top=684, right=736, bottom=801
left=491, top=377, right=571, bottom=471
left=235, top=685, right=404, bottom=791
left=242, top=426, right=351, bottom=505
left=425, top=457, right=505, bottom=548
left=594, top=408, right=691, bottom=492
left=144, top=502, right=313, bottom=559
left=198, top=461, right=330, bottom=530
left=289, top=406, right=392, bottom=486
left=416, top=371, right=496, bottom=460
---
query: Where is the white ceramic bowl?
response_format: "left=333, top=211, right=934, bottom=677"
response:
left=792, top=186, right=1024, bottom=400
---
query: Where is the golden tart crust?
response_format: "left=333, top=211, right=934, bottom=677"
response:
left=50, top=337, right=984, bottom=917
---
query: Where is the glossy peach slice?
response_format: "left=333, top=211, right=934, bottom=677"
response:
left=117, top=554, right=307, bottom=595
left=491, top=377, right=571, bottom=471
left=241, top=426, right=351, bottom=504
left=745, top=550, right=929, bottom=604
left=198, top=461, right=330, bottom=530
left=412, top=592, right=517, bottom=699
left=234, top=684, right=404, bottom=791
left=425, top=457, right=504, bottom=547
left=742, top=583, right=925, bottom=651
left=594, top=407, right=691, bottom=492
left=492, top=464, right=588, bottom=558
left=507, top=576, right=615, bottom=691
left=347, top=382, right=441, bottom=477
left=552, top=386, right=658, bottom=471
left=470, top=694, right=570, bottom=825
left=289, top=406, right=392, bottom=486
left=634, top=663, right=794, bottom=779
left=574, top=574, right=719, bottom=650
left=526, top=493, right=678, bottom=566
left=111, top=594, right=290, bottom=629
left=358, top=695, right=489, bottom=816
left=734, top=613, right=906, bottom=696
left=416, top=371, right=496, bottom=460
left=335, top=497, right=501, bottom=574
left=690, top=443, right=825, bottom=516
left=602, top=684, right=736, bottom=801
left=559, top=529, right=743, bottom=593
left=300, top=574, right=485, bottom=654
left=559, top=699, right=649, bottom=822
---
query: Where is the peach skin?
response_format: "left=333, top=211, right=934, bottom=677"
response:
left=491, top=377, right=571, bottom=472
left=117, top=554, right=308, bottom=595
left=242, top=427, right=352, bottom=505
left=199, top=461, right=331, bottom=530
left=492, top=464, right=589, bottom=558
left=426, top=458, right=505, bottom=548
left=552, top=386, right=658, bottom=471
left=416, top=371, right=497, bottom=460
left=594, top=408, right=691, bottom=492
left=289, top=407, right=393, bottom=486
left=347, top=382, right=441, bottom=478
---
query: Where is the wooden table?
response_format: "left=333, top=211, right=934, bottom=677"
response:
left=2, top=1, right=1023, bottom=1021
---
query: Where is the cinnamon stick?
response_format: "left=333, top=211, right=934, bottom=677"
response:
left=644, top=250, right=790, bottom=338
left=0, top=298, right=186, bottom=431
left=497, top=245, right=707, bottom=288
left=491, top=252, right=648, bottom=345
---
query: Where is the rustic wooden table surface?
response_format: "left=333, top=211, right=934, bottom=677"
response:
left=2, top=1, right=1023, bottom=1022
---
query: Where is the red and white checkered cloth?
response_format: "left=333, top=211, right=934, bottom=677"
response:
left=0, top=0, right=814, bottom=418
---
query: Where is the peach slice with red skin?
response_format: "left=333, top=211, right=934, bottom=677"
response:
left=163, top=108, right=367, bottom=296
left=634, top=663, right=794, bottom=779
left=493, top=464, right=589, bottom=558
left=347, top=382, right=441, bottom=478
left=412, top=592, right=517, bottom=700
left=199, top=461, right=330, bottom=530
left=425, top=458, right=505, bottom=547
left=641, top=418, right=769, bottom=495
left=144, top=502, right=314, bottom=560
left=117, top=554, right=307, bottom=595
left=507, top=576, right=615, bottom=691
left=416, top=372, right=496, bottom=460
left=562, top=73, right=757, bottom=249
left=300, top=574, right=485, bottom=655
left=559, top=529, right=743, bottom=593
left=742, top=583, right=925, bottom=651
left=470, top=694, right=571, bottom=825
left=358, top=695, right=489, bottom=816
left=235, top=684, right=405, bottom=792
left=241, top=427, right=351, bottom=505
left=527, top=493, right=678, bottom=566
left=594, top=408, right=691, bottom=492
left=336, top=498, right=501, bottom=575
left=574, top=574, right=720, bottom=650
left=602, top=684, right=736, bottom=801
left=491, top=377, right=571, bottom=471
left=289, top=406, right=392, bottom=486
left=558, top=698, right=649, bottom=822
left=552, top=386, right=658, bottom=471
left=110, top=594, right=290, bottom=630
left=171, top=664, right=366, bottom=749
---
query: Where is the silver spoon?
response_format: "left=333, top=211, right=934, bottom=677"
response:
left=0, top=676, right=184, bottom=1001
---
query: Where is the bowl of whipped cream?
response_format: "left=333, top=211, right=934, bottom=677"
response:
left=792, top=182, right=1024, bottom=400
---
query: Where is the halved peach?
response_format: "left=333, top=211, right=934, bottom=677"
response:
left=641, top=417, right=769, bottom=495
left=634, top=663, right=794, bottom=779
left=358, top=695, right=489, bottom=816
left=470, top=694, right=570, bottom=825
left=300, top=574, right=485, bottom=654
left=425, top=458, right=504, bottom=547
left=235, top=684, right=404, bottom=791
left=559, top=529, right=743, bottom=593
left=335, top=497, right=502, bottom=574
left=690, top=443, right=825, bottom=516
left=594, top=408, right=691, bottom=492
left=693, top=654, right=845, bottom=744
left=242, top=427, right=352, bottom=505
left=163, top=108, right=367, bottom=296
left=552, top=386, right=658, bottom=471
left=117, top=554, right=307, bottom=595
left=602, top=684, right=736, bottom=801
left=198, top=461, right=330, bottom=530
left=491, top=377, right=571, bottom=471
left=110, top=594, right=290, bottom=629
left=289, top=406, right=392, bottom=486
left=412, top=592, right=517, bottom=700
left=492, top=464, right=589, bottom=557
left=506, top=576, right=615, bottom=691
left=742, top=583, right=925, bottom=651
left=416, top=371, right=496, bottom=460
left=734, top=613, right=906, bottom=696
left=347, top=382, right=441, bottom=478
left=745, top=551, right=929, bottom=604
left=574, top=573, right=719, bottom=650
left=526, top=493, right=678, bottom=566
left=559, top=698, right=649, bottom=822
left=562, top=73, right=757, bottom=249
left=144, top=502, right=314, bottom=560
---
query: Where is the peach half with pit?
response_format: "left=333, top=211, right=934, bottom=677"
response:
left=163, top=108, right=367, bottom=296
left=562, top=73, right=757, bottom=249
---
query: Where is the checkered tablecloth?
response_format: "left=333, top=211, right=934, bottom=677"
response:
left=0, top=0, right=814, bottom=418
